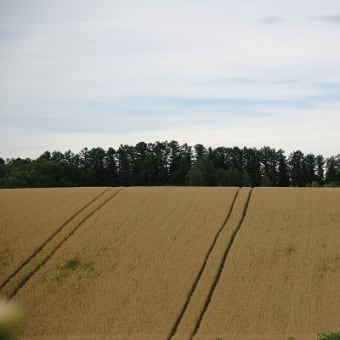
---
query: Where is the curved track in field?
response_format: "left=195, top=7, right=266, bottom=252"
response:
left=0, top=189, right=110, bottom=291
left=0, top=189, right=119, bottom=298
left=190, top=187, right=252, bottom=339
left=1, top=187, right=339, bottom=340
left=194, top=188, right=340, bottom=340
left=166, top=187, right=241, bottom=339
left=3, top=189, right=122, bottom=298
left=0, top=187, right=110, bottom=289
left=11, top=187, right=240, bottom=339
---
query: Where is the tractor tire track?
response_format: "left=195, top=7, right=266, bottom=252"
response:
left=166, top=187, right=240, bottom=340
left=191, top=187, right=253, bottom=338
left=0, top=188, right=109, bottom=290
left=1, top=188, right=123, bottom=298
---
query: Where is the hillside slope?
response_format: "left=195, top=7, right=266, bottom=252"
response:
left=194, top=188, right=340, bottom=340
left=0, top=187, right=339, bottom=339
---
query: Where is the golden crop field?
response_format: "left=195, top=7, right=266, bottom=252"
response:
left=194, top=188, right=340, bottom=340
left=0, top=187, right=339, bottom=340
left=0, top=187, right=107, bottom=287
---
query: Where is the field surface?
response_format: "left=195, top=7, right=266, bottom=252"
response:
left=194, top=188, right=340, bottom=340
left=0, top=187, right=107, bottom=287
left=0, top=187, right=339, bottom=339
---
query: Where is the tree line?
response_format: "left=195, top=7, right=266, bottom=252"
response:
left=0, top=141, right=339, bottom=188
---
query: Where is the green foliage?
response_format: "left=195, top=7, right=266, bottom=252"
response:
left=261, top=174, right=273, bottom=187
left=0, top=142, right=339, bottom=188
left=289, top=150, right=307, bottom=187
left=0, top=328, right=12, bottom=340
left=54, top=257, right=100, bottom=283
left=311, top=180, right=320, bottom=187
left=219, top=168, right=245, bottom=186
left=188, top=162, right=207, bottom=186
left=63, top=258, right=81, bottom=271
left=0, top=299, right=24, bottom=340
left=324, top=181, right=340, bottom=188
left=317, top=330, right=340, bottom=340
left=287, top=337, right=295, bottom=340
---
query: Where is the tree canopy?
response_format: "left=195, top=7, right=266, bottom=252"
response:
left=0, top=141, right=339, bottom=188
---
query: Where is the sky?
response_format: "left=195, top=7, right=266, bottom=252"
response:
left=0, top=0, right=340, bottom=159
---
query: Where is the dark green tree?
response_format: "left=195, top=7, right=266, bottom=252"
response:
left=0, top=141, right=338, bottom=188
left=0, top=157, right=5, bottom=181
left=277, top=149, right=290, bottom=187
left=193, top=144, right=207, bottom=161
left=86, top=147, right=108, bottom=185
left=38, top=151, right=51, bottom=160
left=304, top=153, right=316, bottom=185
left=259, top=146, right=279, bottom=186
left=243, top=147, right=261, bottom=186
left=51, top=151, right=65, bottom=162
left=289, top=150, right=307, bottom=187
left=116, top=145, right=134, bottom=186
left=219, top=168, right=245, bottom=186
left=315, top=155, right=325, bottom=185
left=188, top=153, right=216, bottom=186
left=152, top=141, right=169, bottom=185
left=325, top=156, right=340, bottom=185
left=105, top=147, right=118, bottom=186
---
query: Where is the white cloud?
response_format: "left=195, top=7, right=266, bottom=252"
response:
left=2, top=103, right=339, bottom=159
left=0, top=0, right=340, bottom=158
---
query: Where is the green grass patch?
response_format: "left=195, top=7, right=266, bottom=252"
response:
left=317, top=331, right=340, bottom=340
left=54, top=257, right=100, bottom=283
left=62, top=258, right=81, bottom=271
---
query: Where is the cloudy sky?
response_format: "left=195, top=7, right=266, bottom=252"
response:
left=1, top=0, right=340, bottom=159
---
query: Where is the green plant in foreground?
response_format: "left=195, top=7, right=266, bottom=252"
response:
left=287, top=336, right=295, bottom=340
left=318, top=330, right=340, bottom=340
left=0, top=298, right=24, bottom=340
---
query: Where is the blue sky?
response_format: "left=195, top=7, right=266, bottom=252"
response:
left=1, top=0, right=340, bottom=158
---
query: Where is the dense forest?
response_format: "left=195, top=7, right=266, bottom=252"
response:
left=0, top=141, right=339, bottom=188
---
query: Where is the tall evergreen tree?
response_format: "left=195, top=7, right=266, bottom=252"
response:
left=105, top=147, right=118, bottom=186
left=243, top=147, right=261, bottom=186
left=193, top=144, right=207, bottom=161
left=259, top=146, right=278, bottom=186
left=0, top=141, right=338, bottom=188
left=289, top=150, right=307, bottom=187
left=277, top=149, right=290, bottom=187
left=116, top=145, right=134, bottom=186
left=315, top=155, right=325, bottom=185
left=230, top=147, right=243, bottom=172
left=325, top=156, right=338, bottom=184
left=304, top=153, right=316, bottom=185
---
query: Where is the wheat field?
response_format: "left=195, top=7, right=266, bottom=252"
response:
left=0, top=187, right=107, bottom=287
left=0, top=187, right=339, bottom=339
left=194, top=188, right=340, bottom=340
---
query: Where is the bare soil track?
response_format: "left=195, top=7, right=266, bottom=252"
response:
left=1, top=187, right=339, bottom=340
left=194, top=187, right=340, bottom=340
left=170, top=187, right=252, bottom=340
left=0, top=187, right=108, bottom=288
left=9, top=187, right=238, bottom=339
left=1, top=188, right=121, bottom=298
